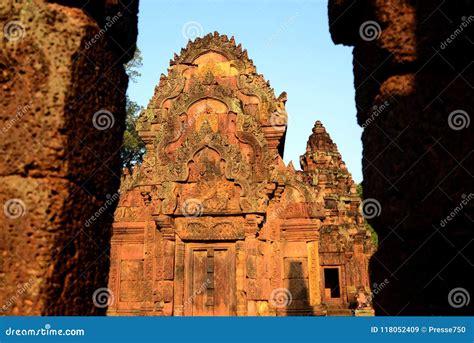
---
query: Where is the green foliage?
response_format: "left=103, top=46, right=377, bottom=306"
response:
left=121, top=97, right=145, bottom=170
left=356, top=183, right=379, bottom=247
left=356, top=183, right=363, bottom=198
left=124, top=48, right=143, bottom=83
left=365, top=220, right=379, bottom=247
left=121, top=48, right=145, bottom=170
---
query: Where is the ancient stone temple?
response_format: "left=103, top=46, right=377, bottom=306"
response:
left=108, top=32, right=375, bottom=316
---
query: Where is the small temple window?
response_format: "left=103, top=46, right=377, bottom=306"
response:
left=324, top=268, right=341, bottom=298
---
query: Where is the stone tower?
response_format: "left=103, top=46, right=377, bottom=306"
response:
left=108, top=32, right=374, bottom=316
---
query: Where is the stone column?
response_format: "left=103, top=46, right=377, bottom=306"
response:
left=328, top=0, right=473, bottom=315
left=235, top=240, right=247, bottom=316
left=0, top=0, right=138, bottom=315
left=307, top=239, right=321, bottom=307
left=141, top=221, right=155, bottom=315
left=244, top=214, right=260, bottom=315
left=172, top=239, right=184, bottom=316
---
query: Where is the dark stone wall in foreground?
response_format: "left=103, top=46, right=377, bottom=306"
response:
left=0, top=0, right=138, bottom=315
left=328, top=0, right=473, bottom=315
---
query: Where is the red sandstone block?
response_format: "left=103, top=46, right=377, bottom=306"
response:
left=120, top=281, right=146, bottom=302
left=256, top=278, right=271, bottom=300
left=246, top=255, right=257, bottom=279
left=120, top=260, right=144, bottom=280
left=120, top=244, right=144, bottom=259
left=246, top=279, right=257, bottom=299
left=163, top=302, right=173, bottom=316
left=162, top=281, right=174, bottom=302
left=284, top=242, right=308, bottom=258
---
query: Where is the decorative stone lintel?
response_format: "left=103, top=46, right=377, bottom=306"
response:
left=281, top=220, right=320, bottom=242
left=175, top=216, right=245, bottom=241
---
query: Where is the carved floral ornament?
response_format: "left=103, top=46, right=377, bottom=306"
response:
left=137, top=34, right=285, bottom=132
left=174, top=217, right=246, bottom=241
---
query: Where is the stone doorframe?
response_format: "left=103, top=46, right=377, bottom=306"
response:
left=182, top=242, right=236, bottom=316
left=173, top=238, right=246, bottom=316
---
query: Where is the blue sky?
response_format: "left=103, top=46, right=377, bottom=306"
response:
left=128, top=0, right=363, bottom=182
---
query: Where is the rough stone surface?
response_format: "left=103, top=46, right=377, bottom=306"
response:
left=108, top=33, right=374, bottom=316
left=328, top=0, right=473, bottom=315
left=0, top=0, right=138, bottom=315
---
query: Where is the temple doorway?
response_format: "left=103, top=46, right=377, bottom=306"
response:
left=183, top=243, right=236, bottom=316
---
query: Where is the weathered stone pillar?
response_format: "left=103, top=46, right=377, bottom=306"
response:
left=244, top=214, right=260, bottom=315
left=0, top=0, right=138, bottom=315
left=172, top=239, right=184, bottom=316
left=307, top=239, right=321, bottom=307
left=235, top=240, right=247, bottom=316
left=328, top=0, right=473, bottom=315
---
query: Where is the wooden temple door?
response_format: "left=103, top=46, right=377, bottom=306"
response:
left=184, top=243, right=236, bottom=316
